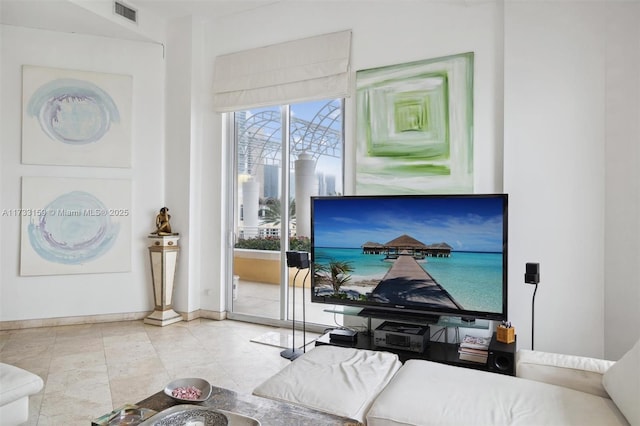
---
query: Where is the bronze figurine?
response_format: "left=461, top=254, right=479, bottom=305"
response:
left=152, top=207, right=173, bottom=235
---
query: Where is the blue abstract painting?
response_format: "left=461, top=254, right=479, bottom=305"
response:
left=26, top=79, right=120, bottom=145
left=20, top=177, right=131, bottom=276
left=22, top=66, right=132, bottom=168
left=27, top=191, right=120, bottom=265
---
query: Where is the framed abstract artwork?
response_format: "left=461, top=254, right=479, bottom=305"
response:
left=20, top=177, right=132, bottom=276
left=356, top=52, right=474, bottom=194
left=21, top=65, right=132, bottom=168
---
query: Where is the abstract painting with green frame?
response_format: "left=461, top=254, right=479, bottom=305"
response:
left=356, top=52, right=474, bottom=194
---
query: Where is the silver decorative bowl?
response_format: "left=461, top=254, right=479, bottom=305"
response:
left=164, top=378, right=212, bottom=403
left=139, top=405, right=261, bottom=426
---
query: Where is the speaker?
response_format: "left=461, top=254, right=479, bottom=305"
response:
left=286, top=251, right=310, bottom=269
left=524, top=262, right=540, bottom=284
left=487, top=333, right=516, bottom=376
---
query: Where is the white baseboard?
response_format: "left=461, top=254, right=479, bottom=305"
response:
left=0, top=309, right=227, bottom=331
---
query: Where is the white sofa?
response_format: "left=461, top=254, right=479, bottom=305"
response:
left=0, top=363, right=44, bottom=426
left=254, top=339, right=639, bottom=425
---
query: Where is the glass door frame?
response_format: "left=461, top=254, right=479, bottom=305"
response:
left=223, top=102, right=345, bottom=332
left=278, top=105, right=291, bottom=322
left=224, top=109, right=294, bottom=328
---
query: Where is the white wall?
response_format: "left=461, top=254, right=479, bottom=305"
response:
left=198, top=0, right=505, bottom=323
left=164, top=17, right=197, bottom=315
left=603, top=3, right=640, bottom=359
left=504, top=2, right=640, bottom=359
left=0, top=25, right=165, bottom=322
left=163, top=15, right=222, bottom=316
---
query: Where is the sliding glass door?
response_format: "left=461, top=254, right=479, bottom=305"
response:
left=228, top=99, right=344, bottom=326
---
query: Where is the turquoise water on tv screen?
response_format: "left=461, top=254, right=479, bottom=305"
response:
left=313, top=248, right=504, bottom=313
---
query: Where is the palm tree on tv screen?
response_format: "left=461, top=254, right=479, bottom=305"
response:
left=314, top=260, right=353, bottom=296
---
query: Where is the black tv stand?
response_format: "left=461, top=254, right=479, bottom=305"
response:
left=315, top=331, right=516, bottom=376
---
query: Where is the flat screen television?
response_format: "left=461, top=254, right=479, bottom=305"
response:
left=310, top=194, right=508, bottom=322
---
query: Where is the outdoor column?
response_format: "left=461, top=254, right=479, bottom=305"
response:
left=295, top=152, right=316, bottom=237
left=242, top=177, right=260, bottom=238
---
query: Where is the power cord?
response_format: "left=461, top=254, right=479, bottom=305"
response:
left=531, top=282, right=538, bottom=350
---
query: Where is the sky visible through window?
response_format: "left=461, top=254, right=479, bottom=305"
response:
left=244, top=99, right=343, bottom=195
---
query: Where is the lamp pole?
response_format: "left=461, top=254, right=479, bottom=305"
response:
left=281, top=251, right=310, bottom=361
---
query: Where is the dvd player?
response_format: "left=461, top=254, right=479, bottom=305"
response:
left=329, top=329, right=358, bottom=342
left=373, top=321, right=429, bottom=353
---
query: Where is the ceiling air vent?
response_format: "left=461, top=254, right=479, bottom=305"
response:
left=114, top=1, right=137, bottom=23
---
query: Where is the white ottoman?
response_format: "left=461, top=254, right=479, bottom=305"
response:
left=0, top=363, right=44, bottom=426
left=253, top=345, right=402, bottom=423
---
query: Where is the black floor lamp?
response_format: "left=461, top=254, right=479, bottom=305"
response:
left=525, top=263, right=540, bottom=350
left=281, top=251, right=310, bottom=361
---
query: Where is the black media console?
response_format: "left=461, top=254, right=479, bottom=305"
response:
left=315, top=331, right=517, bottom=376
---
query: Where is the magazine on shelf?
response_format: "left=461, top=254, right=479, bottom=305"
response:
left=459, top=352, right=488, bottom=363
left=458, top=347, right=489, bottom=356
left=459, top=335, right=491, bottom=350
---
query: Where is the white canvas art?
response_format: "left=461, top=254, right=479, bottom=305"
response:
left=22, top=65, right=132, bottom=167
left=20, top=177, right=132, bottom=276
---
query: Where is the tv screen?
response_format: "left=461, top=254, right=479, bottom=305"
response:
left=310, top=194, right=508, bottom=322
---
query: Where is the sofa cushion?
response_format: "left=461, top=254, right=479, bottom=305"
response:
left=603, top=338, right=640, bottom=426
left=253, top=345, right=402, bottom=423
left=366, top=359, right=628, bottom=426
left=0, top=363, right=44, bottom=407
left=516, top=348, right=614, bottom=397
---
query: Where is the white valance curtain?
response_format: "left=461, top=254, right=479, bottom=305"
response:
left=213, top=30, right=352, bottom=112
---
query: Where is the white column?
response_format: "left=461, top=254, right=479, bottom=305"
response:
left=295, top=153, right=317, bottom=238
left=242, top=178, right=260, bottom=238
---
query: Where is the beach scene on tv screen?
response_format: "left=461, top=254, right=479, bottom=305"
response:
left=312, top=196, right=505, bottom=314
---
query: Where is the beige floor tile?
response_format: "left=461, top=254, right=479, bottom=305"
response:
left=39, top=384, right=113, bottom=423
left=104, top=340, right=157, bottom=364
left=48, top=349, right=107, bottom=372
left=107, top=355, right=167, bottom=380
left=98, top=321, right=147, bottom=337
left=109, top=371, right=172, bottom=408
left=44, top=364, right=110, bottom=394
left=0, top=319, right=314, bottom=426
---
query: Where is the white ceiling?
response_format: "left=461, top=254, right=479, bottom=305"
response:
left=1, top=1, right=141, bottom=40
left=128, top=0, right=279, bottom=21
left=0, top=0, right=279, bottom=42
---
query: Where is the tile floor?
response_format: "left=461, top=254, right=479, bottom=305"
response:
left=0, top=319, right=319, bottom=425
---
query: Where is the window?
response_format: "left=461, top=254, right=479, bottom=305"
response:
left=230, top=99, right=344, bottom=324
